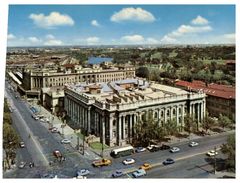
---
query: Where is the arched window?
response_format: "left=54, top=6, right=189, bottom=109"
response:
left=161, top=111, right=164, bottom=117
left=154, top=112, right=158, bottom=119
left=167, top=109, right=170, bottom=117
left=173, top=108, right=176, bottom=115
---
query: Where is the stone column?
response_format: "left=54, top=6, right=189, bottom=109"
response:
left=118, top=115, right=122, bottom=145
left=129, top=114, right=132, bottom=140
left=200, top=102, right=203, bottom=122
left=109, top=115, right=114, bottom=145
left=122, top=115, right=126, bottom=140
left=101, top=114, right=105, bottom=144
left=164, top=108, right=167, bottom=124
left=197, top=103, right=200, bottom=123
left=176, top=105, right=179, bottom=125
left=182, top=105, right=185, bottom=127
left=87, top=108, right=91, bottom=133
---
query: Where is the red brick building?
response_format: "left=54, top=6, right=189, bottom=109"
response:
left=175, top=80, right=235, bottom=120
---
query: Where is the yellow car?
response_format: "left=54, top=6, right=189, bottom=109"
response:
left=139, top=163, right=152, bottom=170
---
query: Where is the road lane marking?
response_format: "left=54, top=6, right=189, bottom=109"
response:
left=123, top=147, right=222, bottom=175
left=11, top=101, right=49, bottom=166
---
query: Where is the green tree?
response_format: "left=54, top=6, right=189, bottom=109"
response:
left=3, top=123, right=20, bottom=169
left=221, top=134, right=235, bottom=171
left=165, top=118, right=178, bottom=136
left=184, top=113, right=197, bottom=135
left=201, top=112, right=215, bottom=133
left=136, top=67, right=150, bottom=79
left=218, top=114, right=232, bottom=130
left=134, top=111, right=163, bottom=146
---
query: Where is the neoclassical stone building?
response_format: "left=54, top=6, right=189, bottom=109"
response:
left=20, top=63, right=135, bottom=98
left=64, top=78, right=206, bottom=147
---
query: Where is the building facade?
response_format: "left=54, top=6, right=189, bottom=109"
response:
left=21, top=64, right=135, bottom=98
left=64, top=79, right=206, bottom=147
left=175, top=80, right=235, bottom=120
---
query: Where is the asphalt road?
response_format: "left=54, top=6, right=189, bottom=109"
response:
left=3, top=81, right=232, bottom=178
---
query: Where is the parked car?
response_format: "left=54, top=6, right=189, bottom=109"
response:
left=160, top=144, right=170, bottom=150
left=19, top=141, right=25, bottom=148
left=18, top=161, right=26, bottom=169
left=206, top=150, right=218, bottom=157
left=189, top=141, right=199, bottom=147
left=132, top=169, right=146, bottom=178
left=53, top=150, right=62, bottom=158
left=112, top=170, right=123, bottom=178
left=123, top=158, right=135, bottom=165
left=61, top=139, right=71, bottom=144
left=163, top=158, right=175, bottom=165
left=139, top=163, right=152, bottom=170
left=76, top=169, right=90, bottom=177
left=135, top=147, right=147, bottom=153
left=51, top=127, right=58, bottom=133
left=147, top=145, right=160, bottom=152
left=170, top=147, right=180, bottom=153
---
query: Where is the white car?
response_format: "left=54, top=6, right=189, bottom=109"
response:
left=170, top=147, right=180, bottom=153
left=51, top=127, right=58, bottom=133
left=147, top=144, right=159, bottom=150
left=206, top=150, right=218, bottom=157
left=76, top=169, right=90, bottom=177
left=61, top=139, right=71, bottom=144
left=189, top=141, right=199, bottom=147
left=18, top=161, right=26, bottom=169
left=123, top=158, right=135, bottom=165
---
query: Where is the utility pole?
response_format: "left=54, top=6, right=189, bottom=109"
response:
left=101, top=141, right=104, bottom=158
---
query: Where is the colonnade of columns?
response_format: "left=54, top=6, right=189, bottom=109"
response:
left=65, top=94, right=206, bottom=147
left=31, top=77, right=42, bottom=89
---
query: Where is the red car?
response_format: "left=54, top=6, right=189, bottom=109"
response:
left=53, top=150, right=62, bottom=158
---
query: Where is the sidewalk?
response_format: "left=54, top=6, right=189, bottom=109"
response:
left=32, top=103, right=101, bottom=160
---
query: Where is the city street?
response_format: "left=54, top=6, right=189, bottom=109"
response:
left=3, top=81, right=232, bottom=178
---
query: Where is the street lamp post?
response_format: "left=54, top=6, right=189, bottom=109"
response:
left=101, top=141, right=104, bottom=158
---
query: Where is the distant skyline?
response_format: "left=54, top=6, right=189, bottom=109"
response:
left=7, top=5, right=235, bottom=46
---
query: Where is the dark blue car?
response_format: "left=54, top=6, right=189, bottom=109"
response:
left=163, top=158, right=175, bottom=165
left=112, top=170, right=123, bottom=178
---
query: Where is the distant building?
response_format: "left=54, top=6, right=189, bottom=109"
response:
left=64, top=78, right=206, bottom=147
left=41, top=87, right=65, bottom=115
left=175, top=80, right=235, bottom=120
left=19, top=64, right=135, bottom=99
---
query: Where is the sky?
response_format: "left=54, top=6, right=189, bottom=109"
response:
left=7, top=5, right=235, bottom=46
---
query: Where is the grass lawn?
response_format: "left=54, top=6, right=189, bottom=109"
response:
left=89, top=142, right=109, bottom=150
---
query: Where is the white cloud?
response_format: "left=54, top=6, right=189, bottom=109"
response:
left=110, top=7, right=155, bottom=23
left=28, top=37, right=41, bottom=43
left=161, top=22, right=213, bottom=44
left=7, top=34, right=16, bottom=40
left=121, top=34, right=144, bottom=43
left=146, top=38, right=160, bottom=44
left=91, top=20, right=100, bottom=27
left=86, top=37, right=100, bottom=44
left=44, top=39, right=63, bottom=46
left=45, top=34, right=55, bottom=39
left=171, top=25, right=212, bottom=37
left=191, top=15, right=209, bottom=25
left=221, top=33, right=235, bottom=43
left=160, top=35, right=178, bottom=44
left=29, top=12, right=74, bottom=29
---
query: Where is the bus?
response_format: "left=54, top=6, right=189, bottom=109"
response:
left=110, top=146, right=134, bottom=158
